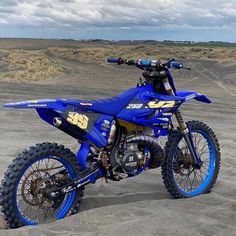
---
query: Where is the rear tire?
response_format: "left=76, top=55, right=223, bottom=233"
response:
left=161, top=121, right=221, bottom=198
left=0, top=143, right=84, bottom=228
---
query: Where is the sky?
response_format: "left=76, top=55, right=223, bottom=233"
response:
left=0, top=0, right=235, bottom=42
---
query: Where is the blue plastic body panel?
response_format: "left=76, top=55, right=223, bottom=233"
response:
left=85, top=114, right=113, bottom=147
left=63, top=87, right=139, bottom=115
left=3, top=99, right=67, bottom=110
left=3, top=84, right=211, bottom=146
left=176, top=91, right=211, bottom=103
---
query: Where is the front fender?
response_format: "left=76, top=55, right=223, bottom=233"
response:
left=176, top=91, right=211, bottom=104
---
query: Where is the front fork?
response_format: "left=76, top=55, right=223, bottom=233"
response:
left=163, top=77, right=202, bottom=167
left=174, top=110, right=202, bottom=167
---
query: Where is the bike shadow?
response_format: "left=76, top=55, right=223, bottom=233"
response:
left=80, top=180, right=170, bottom=212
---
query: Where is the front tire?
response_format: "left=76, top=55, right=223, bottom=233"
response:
left=0, top=143, right=84, bottom=228
left=162, top=121, right=221, bottom=198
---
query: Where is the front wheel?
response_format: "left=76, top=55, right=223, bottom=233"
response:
left=0, top=143, right=83, bottom=228
left=162, top=121, right=221, bottom=198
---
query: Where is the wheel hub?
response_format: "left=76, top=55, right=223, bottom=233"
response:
left=21, top=169, right=68, bottom=209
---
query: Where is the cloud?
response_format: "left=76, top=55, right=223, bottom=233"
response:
left=0, top=0, right=235, bottom=27
left=0, top=0, right=235, bottom=41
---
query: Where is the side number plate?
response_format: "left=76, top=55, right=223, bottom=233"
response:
left=67, top=112, right=89, bottom=129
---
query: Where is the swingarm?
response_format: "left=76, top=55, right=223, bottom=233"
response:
left=48, top=164, right=102, bottom=198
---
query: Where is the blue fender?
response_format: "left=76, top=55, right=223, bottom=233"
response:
left=176, top=91, right=211, bottom=104
left=3, top=99, right=67, bottom=110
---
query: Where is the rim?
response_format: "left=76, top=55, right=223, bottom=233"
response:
left=172, top=130, right=216, bottom=197
left=14, top=156, right=76, bottom=225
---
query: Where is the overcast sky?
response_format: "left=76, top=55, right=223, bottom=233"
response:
left=0, top=0, right=235, bottom=42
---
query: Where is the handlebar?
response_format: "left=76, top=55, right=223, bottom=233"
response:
left=107, top=57, right=185, bottom=70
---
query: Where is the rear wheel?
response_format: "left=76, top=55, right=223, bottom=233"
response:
left=0, top=143, right=83, bottom=228
left=162, top=121, right=221, bottom=198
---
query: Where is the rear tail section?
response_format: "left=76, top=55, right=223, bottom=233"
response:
left=3, top=99, right=67, bottom=110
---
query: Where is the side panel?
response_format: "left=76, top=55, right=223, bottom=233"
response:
left=117, top=85, right=185, bottom=135
left=37, top=105, right=113, bottom=148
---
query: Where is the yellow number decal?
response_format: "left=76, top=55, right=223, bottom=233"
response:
left=67, top=112, right=89, bottom=129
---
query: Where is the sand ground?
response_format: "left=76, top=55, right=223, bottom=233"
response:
left=0, top=55, right=235, bottom=235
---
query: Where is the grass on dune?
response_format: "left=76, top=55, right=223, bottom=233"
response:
left=0, top=43, right=235, bottom=82
left=47, top=44, right=236, bottom=64
left=0, top=49, right=62, bottom=82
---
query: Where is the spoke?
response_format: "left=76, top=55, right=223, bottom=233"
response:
left=183, top=174, right=190, bottom=191
left=195, top=134, right=202, bottom=148
left=193, top=133, right=198, bottom=146
left=197, top=142, right=208, bottom=156
left=177, top=174, right=188, bottom=186
left=175, top=173, right=182, bottom=180
left=189, top=171, right=195, bottom=191
left=194, top=170, right=200, bottom=189
left=34, top=207, right=40, bottom=222
left=195, top=170, right=203, bottom=181
left=201, top=165, right=209, bottom=172
left=194, top=171, right=200, bottom=187
left=42, top=208, right=48, bottom=222
left=199, top=169, right=207, bottom=176
left=199, top=147, right=209, bottom=156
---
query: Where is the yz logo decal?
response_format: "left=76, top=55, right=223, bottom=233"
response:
left=148, top=101, right=176, bottom=108
left=67, top=112, right=89, bottom=129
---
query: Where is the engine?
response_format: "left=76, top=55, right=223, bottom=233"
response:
left=109, top=135, right=164, bottom=180
left=110, top=143, right=145, bottom=180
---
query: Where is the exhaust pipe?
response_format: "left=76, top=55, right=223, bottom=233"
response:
left=53, top=117, right=62, bottom=127
left=126, top=135, right=164, bottom=168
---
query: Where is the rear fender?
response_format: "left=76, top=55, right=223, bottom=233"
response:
left=3, top=99, right=67, bottom=110
left=176, top=91, right=211, bottom=104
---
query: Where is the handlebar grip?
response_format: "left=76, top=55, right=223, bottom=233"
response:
left=137, top=59, right=151, bottom=67
left=107, top=57, right=123, bottom=64
left=170, top=61, right=183, bottom=69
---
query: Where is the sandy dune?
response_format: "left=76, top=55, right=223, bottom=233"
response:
left=0, top=57, right=235, bottom=235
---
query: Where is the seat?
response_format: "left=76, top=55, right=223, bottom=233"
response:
left=68, top=87, right=139, bottom=115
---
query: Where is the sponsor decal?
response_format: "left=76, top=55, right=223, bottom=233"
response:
left=103, top=120, right=110, bottom=125
left=80, top=102, right=93, bottom=106
left=162, top=112, right=172, bottom=116
left=157, top=118, right=169, bottom=122
left=101, top=120, right=110, bottom=131
left=28, top=104, right=47, bottom=107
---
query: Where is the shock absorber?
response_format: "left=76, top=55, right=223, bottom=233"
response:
left=108, top=120, right=116, bottom=144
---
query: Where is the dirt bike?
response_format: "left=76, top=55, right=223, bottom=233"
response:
left=0, top=57, right=221, bottom=228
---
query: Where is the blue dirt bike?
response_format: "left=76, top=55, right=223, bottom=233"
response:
left=1, top=58, right=220, bottom=228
